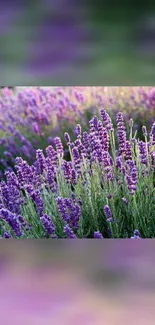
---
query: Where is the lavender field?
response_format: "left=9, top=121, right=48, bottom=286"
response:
left=0, top=86, right=155, bottom=238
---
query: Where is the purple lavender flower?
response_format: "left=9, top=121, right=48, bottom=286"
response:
left=0, top=181, right=11, bottom=208
left=15, top=158, right=41, bottom=188
left=0, top=175, right=22, bottom=214
left=45, top=145, right=57, bottom=168
left=74, top=139, right=87, bottom=158
left=126, top=160, right=136, bottom=170
left=77, top=198, right=82, bottom=206
left=102, top=151, right=113, bottom=180
left=126, top=162, right=138, bottom=195
left=99, top=126, right=109, bottom=152
left=104, top=205, right=113, bottom=222
left=116, top=156, right=122, bottom=169
left=17, top=215, right=27, bottom=227
left=100, top=108, right=113, bottom=131
left=33, top=190, right=44, bottom=217
left=102, top=151, right=111, bottom=168
left=83, top=131, right=90, bottom=153
left=89, top=116, right=99, bottom=134
left=56, top=196, right=81, bottom=230
left=64, top=132, right=71, bottom=145
left=15, top=157, right=23, bottom=167
left=56, top=197, right=69, bottom=222
left=71, top=192, right=76, bottom=203
left=107, top=194, right=113, bottom=199
left=25, top=186, right=44, bottom=217
left=131, top=167, right=138, bottom=183
left=116, top=112, right=126, bottom=155
left=125, top=141, right=132, bottom=160
left=151, top=151, right=155, bottom=168
left=54, top=137, right=64, bottom=158
left=36, top=149, right=46, bottom=174
left=91, top=138, right=103, bottom=164
left=94, top=231, right=103, bottom=238
left=131, top=229, right=141, bottom=239
left=138, top=141, right=148, bottom=165
left=64, top=224, right=77, bottom=238
left=0, top=208, right=22, bottom=237
left=64, top=198, right=73, bottom=209
left=71, top=168, right=77, bottom=185
left=4, top=230, right=12, bottom=239
left=5, top=171, right=19, bottom=189
left=75, top=124, right=82, bottom=139
left=40, top=214, right=56, bottom=236
left=62, top=160, right=72, bottom=184
left=72, top=147, right=81, bottom=175
left=45, top=158, right=57, bottom=192
left=122, top=197, right=128, bottom=205
left=25, top=184, right=34, bottom=198
left=91, top=137, right=101, bottom=152
left=69, top=203, right=81, bottom=231
left=97, top=120, right=103, bottom=133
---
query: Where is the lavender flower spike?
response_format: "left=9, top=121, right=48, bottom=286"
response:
left=40, top=214, right=56, bottom=236
left=131, top=229, right=141, bottom=239
left=116, top=112, right=126, bottom=155
left=138, top=141, right=148, bottom=165
left=94, top=231, right=103, bottom=238
left=64, top=224, right=77, bottom=238
left=36, top=149, right=46, bottom=174
left=64, top=132, right=71, bottom=145
left=75, top=124, right=82, bottom=139
left=4, top=230, right=12, bottom=239
left=104, top=205, right=113, bottom=222
left=0, top=208, right=22, bottom=237
left=54, top=137, right=64, bottom=158
left=100, top=108, right=113, bottom=131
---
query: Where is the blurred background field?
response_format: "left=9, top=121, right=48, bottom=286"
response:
left=1, top=1, right=155, bottom=85
left=0, top=86, right=154, bottom=177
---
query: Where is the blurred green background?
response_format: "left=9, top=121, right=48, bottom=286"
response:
left=1, top=1, right=155, bottom=85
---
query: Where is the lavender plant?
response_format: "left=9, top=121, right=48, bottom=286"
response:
left=0, top=106, right=155, bottom=239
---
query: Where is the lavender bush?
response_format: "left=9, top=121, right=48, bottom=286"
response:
left=0, top=105, right=155, bottom=238
left=0, top=87, right=105, bottom=175
left=0, top=86, right=155, bottom=180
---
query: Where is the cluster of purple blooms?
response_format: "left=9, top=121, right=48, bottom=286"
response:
left=0, top=87, right=96, bottom=178
left=0, top=86, right=155, bottom=181
left=0, top=89, right=155, bottom=238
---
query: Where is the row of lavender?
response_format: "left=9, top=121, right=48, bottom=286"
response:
left=1, top=105, right=155, bottom=238
left=0, top=87, right=155, bottom=179
left=0, top=87, right=94, bottom=177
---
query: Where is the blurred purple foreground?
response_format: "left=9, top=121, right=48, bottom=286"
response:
left=0, top=241, right=155, bottom=325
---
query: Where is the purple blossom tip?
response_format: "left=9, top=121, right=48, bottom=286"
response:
left=104, top=205, right=112, bottom=219
left=94, top=231, right=103, bottom=239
